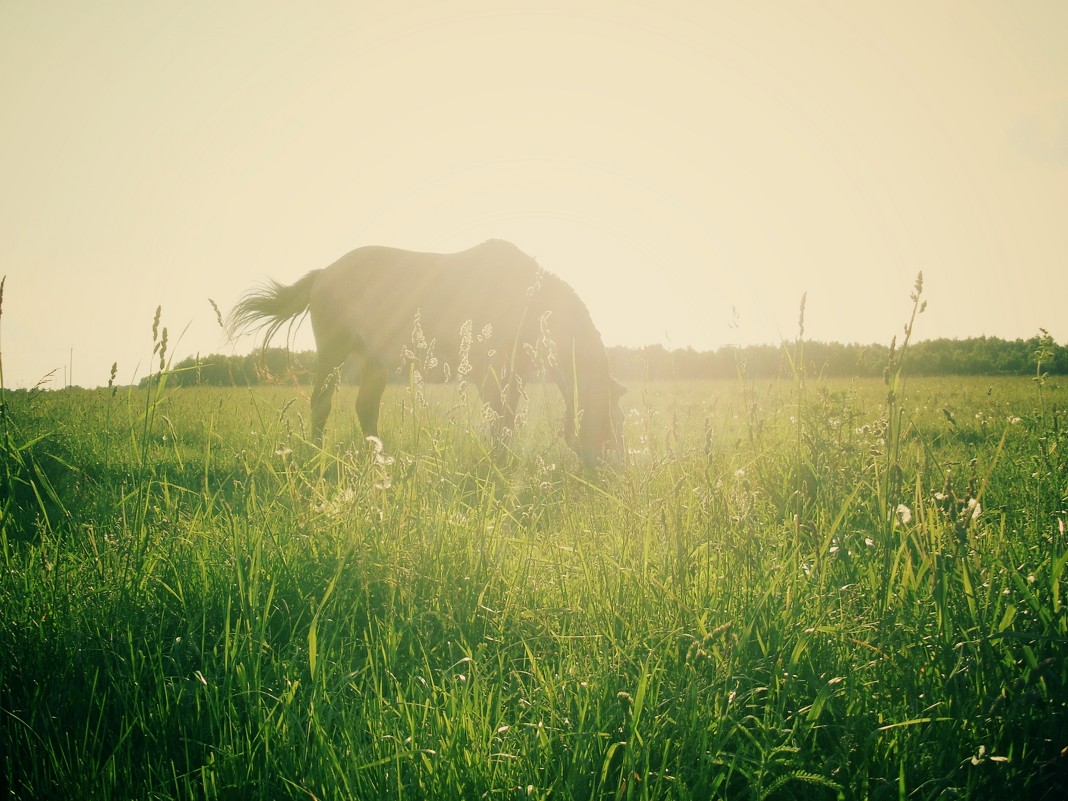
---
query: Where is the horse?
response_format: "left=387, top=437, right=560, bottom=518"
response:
left=230, top=240, right=624, bottom=467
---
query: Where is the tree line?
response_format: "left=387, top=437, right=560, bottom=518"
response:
left=609, top=334, right=1067, bottom=381
left=150, top=334, right=1066, bottom=388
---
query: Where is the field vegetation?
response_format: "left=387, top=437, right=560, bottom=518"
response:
left=2, top=286, right=1066, bottom=799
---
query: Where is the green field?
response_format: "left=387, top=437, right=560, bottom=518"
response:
left=2, top=363, right=1066, bottom=798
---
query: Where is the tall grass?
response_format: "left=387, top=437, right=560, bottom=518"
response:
left=1, top=290, right=1065, bottom=799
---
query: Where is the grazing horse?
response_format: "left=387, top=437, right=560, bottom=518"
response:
left=230, top=240, right=624, bottom=466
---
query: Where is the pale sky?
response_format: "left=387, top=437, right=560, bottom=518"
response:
left=1, top=1, right=1066, bottom=388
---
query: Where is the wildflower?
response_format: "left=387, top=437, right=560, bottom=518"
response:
left=365, top=435, right=395, bottom=473
left=896, top=504, right=912, bottom=525
left=970, top=744, right=1009, bottom=765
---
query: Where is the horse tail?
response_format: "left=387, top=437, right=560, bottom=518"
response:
left=229, top=270, right=322, bottom=346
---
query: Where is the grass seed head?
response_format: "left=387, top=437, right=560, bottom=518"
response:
left=158, top=327, right=168, bottom=372
left=209, top=298, right=224, bottom=329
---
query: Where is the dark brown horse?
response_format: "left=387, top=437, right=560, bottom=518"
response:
left=230, top=240, right=624, bottom=466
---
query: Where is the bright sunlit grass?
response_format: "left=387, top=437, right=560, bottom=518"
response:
left=1, top=301, right=1066, bottom=799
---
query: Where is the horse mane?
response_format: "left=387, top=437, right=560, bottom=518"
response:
left=476, top=240, right=603, bottom=339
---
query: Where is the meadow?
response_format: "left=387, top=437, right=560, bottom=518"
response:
left=2, top=333, right=1066, bottom=798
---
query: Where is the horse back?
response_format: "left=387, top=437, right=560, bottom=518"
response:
left=307, top=241, right=589, bottom=374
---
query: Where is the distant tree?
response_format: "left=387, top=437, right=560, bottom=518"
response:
left=153, top=335, right=1066, bottom=388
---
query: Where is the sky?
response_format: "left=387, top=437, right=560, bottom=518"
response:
left=1, top=0, right=1066, bottom=388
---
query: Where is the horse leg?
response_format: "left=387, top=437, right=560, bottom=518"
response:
left=355, top=361, right=388, bottom=438
left=557, top=374, right=579, bottom=450
left=311, top=360, right=344, bottom=445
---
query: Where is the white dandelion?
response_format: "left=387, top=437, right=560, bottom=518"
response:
left=896, top=504, right=912, bottom=525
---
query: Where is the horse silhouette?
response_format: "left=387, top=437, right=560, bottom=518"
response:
left=231, top=240, right=624, bottom=466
